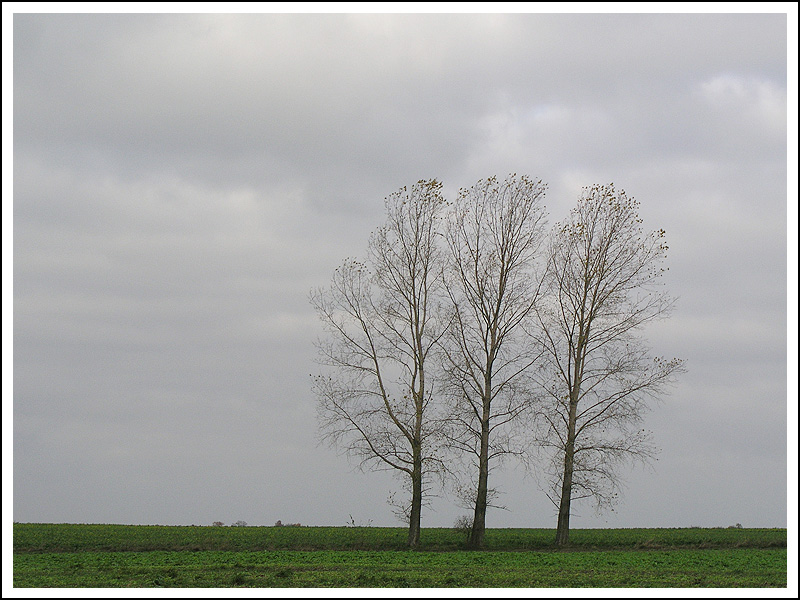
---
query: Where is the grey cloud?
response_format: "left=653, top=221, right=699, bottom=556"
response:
left=12, top=11, right=789, bottom=529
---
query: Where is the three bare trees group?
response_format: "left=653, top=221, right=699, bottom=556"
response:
left=311, top=175, right=684, bottom=548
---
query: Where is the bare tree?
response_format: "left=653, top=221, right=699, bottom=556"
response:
left=533, top=183, right=685, bottom=546
left=441, top=174, right=547, bottom=548
left=310, top=179, right=448, bottom=548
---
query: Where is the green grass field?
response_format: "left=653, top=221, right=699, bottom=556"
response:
left=12, top=523, right=788, bottom=588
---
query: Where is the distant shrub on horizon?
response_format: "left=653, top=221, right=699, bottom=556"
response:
left=274, top=520, right=301, bottom=527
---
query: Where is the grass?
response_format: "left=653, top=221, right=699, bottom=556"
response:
left=13, top=523, right=787, bottom=552
left=12, top=523, right=788, bottom=588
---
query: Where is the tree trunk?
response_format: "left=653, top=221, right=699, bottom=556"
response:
left=468, top=400, right=492, bottom=549
left=408, top=443, right=422, bottom=548
left=555, top=398, right=578, bottom=546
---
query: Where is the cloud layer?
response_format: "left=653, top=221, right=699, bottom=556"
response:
left=11, top=11, right=789, bottom=528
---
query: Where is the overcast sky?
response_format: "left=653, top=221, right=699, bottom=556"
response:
left=6, top=6, right=796, bottom=532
